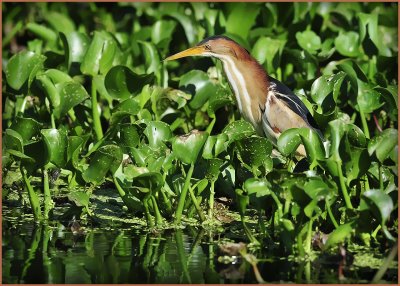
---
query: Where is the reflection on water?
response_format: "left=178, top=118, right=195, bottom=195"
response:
left=2, top=211, right=397, bottom=283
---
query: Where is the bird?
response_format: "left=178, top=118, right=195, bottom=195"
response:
left=165, top=35, right=323, bottom=156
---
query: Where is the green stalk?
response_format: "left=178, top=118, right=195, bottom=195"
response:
left=150, top=196, right=163, bottom=226
left=337, top=161, right=353, bottom=209
left=326, top=201, right=339, bottom=229
left=379, top=163, right=384, bottom=191
left=372, top=244, right=398, bottom=283
left=206, top=117, right=216, bottom=134
left=175, top=163, right=195, bottom=225
left=359, top=109, right=370, bottom=139
left=160, top=187, right=173, bottom=214
left=50, top=114, right=56, bottom=129
left=21, top=167, right=43, bottom=220
left=91, top=79, right=103, bottom=141
left=208, top=180, right=215, bottom=218
left=188, top=185, right=206, bottom=222
left=270, top=192, right=283, bottom=219
left=143, top=198, right=154, bottom=228
left=43, top=166, right=53, bottom=220
left=241, top=214, right=260, bottom=245
left=304, top=219, right=313, bottom=254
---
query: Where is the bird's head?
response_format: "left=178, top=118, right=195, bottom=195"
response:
left=165, top=35, right=248, bottom=61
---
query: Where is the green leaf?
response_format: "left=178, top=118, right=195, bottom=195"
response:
left=26, top=23, right=57, bottom=43
left=45, top=11, right=76, bottom=34
left=105, top=65, right=154, bottom=100
left=179, top=70, right=217, bottom=110
left=55, top=81, right=89, bottom=118
left=81, top=31, right=119, bottom=76
left=277, top=128, right=302, bottom=156
left=362, top=190, right=394, bottom=224
left=60, top=31, right=90, bottom=72
left=143, top=121, right=172, bottom=150
left=226, top=3, right=260, bottom=39
left=68, top=191, right=90, bottom=208
left=368, top=128, right=398, bottom=163
left=3, top=129, right=24, bottom=153
left=207, top=88, right=233, bottom=118
left=172, top=130, right=209, bottom=164
left=151, top=20, right=177, bottom=45
left=82, top=145, right=123, bottom=184
left=131, top=172, right=164, bottom=193
left=41, top=129, right=68, bottom=168
left=223, top=120, right=255, bottom=144
left=235, top=137, right=272, bottom=170
left=323, top=221, right=355, bottom=249
left=334, top=32, right=360, bottom=57
left=296, top=30, right=321, bottom=54
left=6, top=50, right=45, bottom=90
left=252, top=37, right=286, bottom=73
left=119, top=123, right=140, bottom=152
left=357, top=81, right=384, bottom=113
left=205, top=158, right=224, bottom=182
left=110, top=98, right=141, bottom=126
left=9, top=117, right=42, bottom=144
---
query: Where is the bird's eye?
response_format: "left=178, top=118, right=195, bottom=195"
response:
left=205, top=44, right=211, bottom=50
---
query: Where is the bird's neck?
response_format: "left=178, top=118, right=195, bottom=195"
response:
left=217, top=55, right=269, bottom=135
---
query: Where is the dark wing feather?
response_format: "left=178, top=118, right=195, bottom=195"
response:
left=268, top=76, right=323, bottom=138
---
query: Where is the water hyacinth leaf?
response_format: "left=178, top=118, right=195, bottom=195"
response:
left=362, top=190, right=394, bottom=224
left=334, top=31, right=360, bottom=57
left=68, top=191, right=90, bottom=208
left=67, top=136, right=85, bottom=166
left=252, top=37, right=286, bottom=73
left=131, top=172, right=164, bottom=193
left=299, top=128, right=325, bottom=168
left=9, top=117, right=42, bottom=144
left=172, top=130, right=209, bottom=164
left=110, top=98, right=141, bottom=126
left=45, top=11, right=76, bottom=34
left=26, top=23, right=57, bottom=44
left=207, top=88, right=233, bottom=118
left=310, top=72, right=346, bottom=106
left=22, top=140, right=49, bottom=173
left=226, top=3, right=260, bottom=39
left=357, top=82, right=384, bottom=113
left=41, top=129, right=68, bottom=168
left=105, top=65, right=155, bottom=100
left=328, top=119, right=346, bottom=161
left=163, top=11, right=199, bottom=45
left=3, top=129, right=24, bottom=153
left=368, top=128, right=398, bottom=163
left=55, top=81, right=89, bottom=118
left=81, top=31, right=118, bottom=76
left=151, top=20, right=177, bottom=45
left=179, top=70, right=217, bottom=110
left=6, top=50, right=45, bottom=90
left=323, top=221, right=355, bottom=250
left=138, top=41, right=160, bottom=76
left=60, top=31, right=90, bottom=71
left=82, top=145, right=123, bottom=184
left=202, top=133, right=228, bottom=159
left=119, top=123, right=140, bottom=151
left=144, top=121, right=172, bottom=150
left=223, top=120, right=255, bottom=144
left=205, top=158, right=224, bottom=182
left=346, top=124, right=367, bottom=147
left=277, top=128, right=302, bottom=156
left=235, top=137, right=272, bottom=169
left=243, top=178, right=271, bottom=197
left=296, top=30, right=321, bottom=54
left=375, top=86, right=398, bottom=120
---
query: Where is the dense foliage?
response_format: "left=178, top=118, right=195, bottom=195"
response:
left=2, top=2, right=398, bottom=260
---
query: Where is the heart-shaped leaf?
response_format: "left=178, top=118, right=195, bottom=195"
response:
left=172, top=130, right=209, bottom=164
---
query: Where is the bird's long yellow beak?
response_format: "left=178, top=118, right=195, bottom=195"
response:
left=164, top=46, right=206, bottom=61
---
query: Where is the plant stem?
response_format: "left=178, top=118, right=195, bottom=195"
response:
left=143, top=198, right=154, bottom=228
left=91, top=79, right=103, bottom=141
left=359, top=109, right=370, bottom=139
left=270, top=192, right=283, bottom=219
left=151, top=196, right=163, bottom=226
left=43, top=165, right=53, bottom=220
left=21, top=167, right=43, bottom=220
left=175, top=163, right=195, bottom=225
left=372, top=244, right=398, bottom=283
left=188, top=185, right=206, bottom=222
left=50, top=114, right=56, bottom=129
left=304, top=219, right=313, bottom=254
left=206, top=117, right=216, bottom=134
left=337, top=161, right=353, bottom=209
left=241, top=214, right=260, bottom=245
left=379, top=163, right=384, bottom=191
left=208, top=180, right=215, bottom=218
left=326, top=201, right=339, bottom=228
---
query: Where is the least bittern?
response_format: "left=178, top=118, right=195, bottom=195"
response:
left=165, top=35, right=323, bottom=156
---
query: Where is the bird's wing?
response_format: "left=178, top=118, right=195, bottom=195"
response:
left=267, top=76, right=323, bottom=138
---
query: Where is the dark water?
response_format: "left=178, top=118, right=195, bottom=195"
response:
left=2, top=209, right=397, bottom=284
